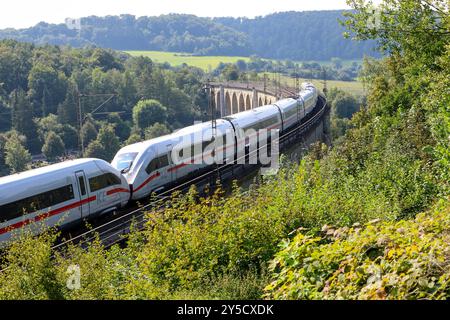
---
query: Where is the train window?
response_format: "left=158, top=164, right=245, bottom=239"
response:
left=267, top=116, right=279, bottom=128
left=286, top=107, right=297, bottom=118
left=146, top=158, right=158, bottom=174
left=89, top=173, right=121, bottom=192
left=78, top=176, right=86, bottom=196
left=177, top=145, right=194, bottom=160
left=158, top=154, right=169, bottom=168
left=106, top=173, right=122, bottom=185
left=253, top=117, right=276, bottom=131
left=0, top=185, right=75, bottom=222
left=116, top=152, right=138, bottom=172
left=145, top=154, right=170, bottom=174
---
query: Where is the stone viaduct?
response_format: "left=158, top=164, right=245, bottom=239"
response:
left=211, top=83, right=284, bottom=117
left=210, top=81, right=332, bottom=148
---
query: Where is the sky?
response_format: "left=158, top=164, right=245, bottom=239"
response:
left=0, top=0, right=353, bottom=29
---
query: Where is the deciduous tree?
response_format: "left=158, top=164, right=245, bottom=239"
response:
left=132, top=99, right=167, bottom=131
left=42, top=131, right=65, bottom=161
left=5, top=131, right=31, bottom=173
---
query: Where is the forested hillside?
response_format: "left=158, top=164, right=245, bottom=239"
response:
left=215, top=11, right=377, bottom=60
left=0, top=11, right=377, bottom=60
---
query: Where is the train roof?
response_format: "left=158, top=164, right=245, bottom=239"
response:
left=117, top=135, right=175, bottom=155
left=116, top=120, right=233, bottom=155
left=0, top=158, right=99, bottom=186
left=224, top=104, right=281, bottom=129
left=274, top=98, right=298, bottom=109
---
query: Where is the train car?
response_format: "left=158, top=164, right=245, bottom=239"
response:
left=112, top=83, right=321, bottom=202
left=224, top=104, right=283, bottom=141
left=0, top=158, right=129, bottom=244
left=299, top=82, right=318, bottom=115
left=273, top=98, right=303, bottom=131
left=222, top=104, right=282, bottom=164
left=112, top=120, right=235, bottom=200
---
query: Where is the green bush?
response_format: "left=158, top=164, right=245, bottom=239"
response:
left=265, top=201, right=450, bottom=300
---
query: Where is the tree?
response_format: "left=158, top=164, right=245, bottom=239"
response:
left=331, top=117, right=352, bottom=140
left=5, top=132, right=31, bottom=173
left=97, top=124, right=121, bottom=161
left=42, top=131, right=65, bottom=161
left=331, top=57, right=343, bottom=70
left=0, top=133, right=7, bottom=172
left=35, top=114, right=62, bottom=144
left=125, top=133, right=142, bottom=145
left=60, top=124, right=79, bottom=150
left=132, top=99, right=167, bottom=131
left=27, top=63, right=67, bottom=116
left=332, top=92, right=360, bottom=119
left=84, top=140, right=105, bottom=160
left=107, top=112, right=131, bottom=141
left=89, top=48, right=123, bottom=72
left=57, top=83, right=78, bottom=126
left=0, top=95, right=11, bottom=132
left=236, top=59, right=248, bottom=71
left=10, top=88, right=40, bottom=153
left=144, top=122, right=171, bottom=140
left=222, top=64, right=240, bottom=81
left=0, top=41, right=33, bottom=94
left=85, top=124, right=120, bottom=161
left=166, top=88, right=195, bottom=126
left=343, top=0, right=448, bottom=68
left=80, top=120, right=98, bottom=147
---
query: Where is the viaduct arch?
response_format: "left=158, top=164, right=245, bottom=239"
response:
left=212, top=84, right=279, bottom=117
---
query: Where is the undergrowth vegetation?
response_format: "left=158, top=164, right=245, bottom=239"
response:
left=265, top=200, right=450, bottom=300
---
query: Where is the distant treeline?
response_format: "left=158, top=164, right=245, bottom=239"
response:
left=0, top=11, right=378, bottom=61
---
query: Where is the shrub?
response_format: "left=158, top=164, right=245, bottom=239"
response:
left=265, top=201, right=450, bottom=300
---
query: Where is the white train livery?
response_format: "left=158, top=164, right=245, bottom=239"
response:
left=0, top=159, right=130, bottom=243
left=112, top=82, right=320, bottom=200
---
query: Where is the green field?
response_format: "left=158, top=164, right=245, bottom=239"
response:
left=125, top=51, right=250, bottom=71
left=262, top=72, right=366, bottom=97
left=125, top=51, right=365, bottom=96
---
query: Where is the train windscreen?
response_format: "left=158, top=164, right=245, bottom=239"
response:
left=116, top=152, right=138, bottom=173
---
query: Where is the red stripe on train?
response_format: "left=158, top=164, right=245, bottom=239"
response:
left=167, top=159, right=195, bottom=173
left=106, top=188, right=130, bottom=196
left=0, top=196, right=97, bottom=236
left=133, top=172, right=161, bottom=193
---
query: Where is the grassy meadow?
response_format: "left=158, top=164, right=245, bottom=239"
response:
left=261, top=72, right=366, bottom=96
left=125, top=50, right=250, bottom=71
left=125, top=51, right=365, bottom=96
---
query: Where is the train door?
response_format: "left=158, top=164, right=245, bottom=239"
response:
left=75, top=170, right=90, bottom=218
left=164, top=144, right=174, bottom=185
left=233, top=124, right=243, bottom=165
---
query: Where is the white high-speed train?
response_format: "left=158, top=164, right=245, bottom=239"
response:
left=112, top=82, right=320, bottom=200
left=0, top=82, right=321, bottom=244
left=0, top=159, right=130, bottom=243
